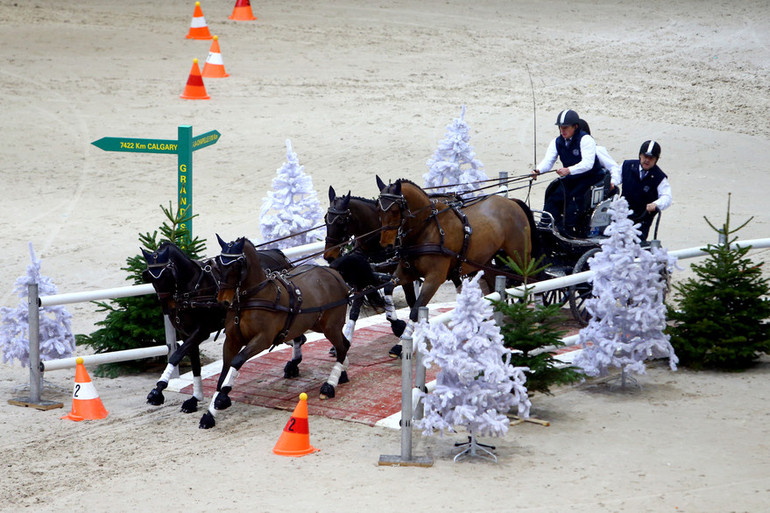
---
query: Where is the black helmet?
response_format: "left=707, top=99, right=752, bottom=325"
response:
left=555, top=109, right=580, bottom=126
left=639, top=140, right=661, bottom=158
left=577, top=118, right=591, bottom=135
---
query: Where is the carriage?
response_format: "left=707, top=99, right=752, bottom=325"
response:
left=530, top=171, right=662, bottom=326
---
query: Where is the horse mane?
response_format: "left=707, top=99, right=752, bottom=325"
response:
left=348, top=195, right=377, bottom=205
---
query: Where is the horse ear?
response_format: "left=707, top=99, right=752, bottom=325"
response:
left=376, top=175, right=386, bottom=192
left=328, top=185, right=336, bottom=202
left=140, top=248, right=153, bottom=262
left=216, top=233, right=227, bottom=250
left=393, top=180, right=401, bottom=195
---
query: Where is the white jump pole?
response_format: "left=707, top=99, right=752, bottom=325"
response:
left=39, top=283, right=155, bottom=307
left=41, top=345, right=169, bottom=372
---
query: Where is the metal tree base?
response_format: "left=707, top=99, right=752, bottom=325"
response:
left=454, top=435, right=498, bottom=463
left=607, top=367, right=641, bottom=390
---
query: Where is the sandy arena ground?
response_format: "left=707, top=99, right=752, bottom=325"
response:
left=1, top=1, right=769, bottom=511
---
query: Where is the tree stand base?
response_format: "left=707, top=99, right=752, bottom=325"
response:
left=454, top=435, right=497, bottom=463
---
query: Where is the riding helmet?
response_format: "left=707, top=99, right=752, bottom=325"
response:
left=555, top=109, right=580, bottom=126
left=639, top=140, right=661, bottom=158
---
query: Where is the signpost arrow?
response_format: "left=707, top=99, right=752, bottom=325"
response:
left=92, top=125, right=220, bottom=241
left=91, top=137, right=179, bottom=154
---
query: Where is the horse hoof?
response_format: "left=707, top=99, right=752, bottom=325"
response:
left=319, top=383, right=336, bottom=399
left=388, top=344, right=403, bottom=359
left=180, top=397, right=199, bottom=413
left=339, top=371, right=349, bottom=385
left=328, top=346, right=337, bottom=358
left=199, top=412, right=215, bottom=429
left=390, top=319, right=407, bottom=338
left=283, top=359, right=301, bottom=379
left=214, top=394, right=232, bottom=411
left=146, top=389, right=165, bottom=406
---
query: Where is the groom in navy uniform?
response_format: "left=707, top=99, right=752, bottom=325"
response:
left=619, top=140, right=672, bottom=241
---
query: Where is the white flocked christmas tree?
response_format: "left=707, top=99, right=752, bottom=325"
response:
left=423, top=106, right=488, bottom=196
left=0, top=243, right=75, bottom=367
left=259, top=139, right=325, bottom=249
left=573, top=196, right=679, bottom=379
left=415, top=272, right=530, bottom=458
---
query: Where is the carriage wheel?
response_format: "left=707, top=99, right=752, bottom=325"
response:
left=540, top=288, right=568, bottom=307
left=568, top=248, right=601, bottom=326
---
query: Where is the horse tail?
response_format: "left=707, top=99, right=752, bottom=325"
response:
left=330, top=252, right=386, bottom=310
left=511, top=198, right=542, bottom=262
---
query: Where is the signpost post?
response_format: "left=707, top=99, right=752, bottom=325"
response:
left=92, top=125, right=220, bottom=241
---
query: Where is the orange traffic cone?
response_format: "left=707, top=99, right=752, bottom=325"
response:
left=273, top=393, right=319, bottom=457
left=186, top=1, right=213, bottom=40
left=62, top=357, right=109, bottom=421
left=202, top=36, right=229, bottom=78
left=228, top=0, right=257, bottom=21
left=180, top=58, right=210, bottom=100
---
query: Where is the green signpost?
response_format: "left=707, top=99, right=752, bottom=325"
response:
left=92, top=125, right=221, bottom=241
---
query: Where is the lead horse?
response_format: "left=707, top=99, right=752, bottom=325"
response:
left=141, top=241, right=293, bottom=412
left=200, top=235, right=353, bottom=429
left=376, top=176, right=537, bottom=356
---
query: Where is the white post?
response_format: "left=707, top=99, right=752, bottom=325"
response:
left=494, top=275, right=507, bottom=326
left=413, top=307, right=428, bottom=420
left=28, top=283, right=41, bottom=403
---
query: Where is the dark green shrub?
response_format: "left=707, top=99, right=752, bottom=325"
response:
left=491, top=256, right=584, bottom=395
left=667, top=196, right=770, bottom=370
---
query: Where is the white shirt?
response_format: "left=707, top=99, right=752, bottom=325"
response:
left=536, top=134, right=597, bottom=176
left=596, top=145, right=621, bottom=185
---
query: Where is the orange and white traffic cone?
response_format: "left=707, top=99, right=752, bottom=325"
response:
left=273, top=393, right=319, bottom=457
left=186, top=1, right=214, bottom=40
left=62, top=357, right=109, bottom=421
left=228, top=0, right=257, bottom=21
left=202, top=36, right=229, bottom=78
left=180, top=58, right=210, bottom=100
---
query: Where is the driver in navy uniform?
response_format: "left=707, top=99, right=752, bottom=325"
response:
left=532, top=109, right=603, bottom=236
left=618, top=140, right=672, bottom=241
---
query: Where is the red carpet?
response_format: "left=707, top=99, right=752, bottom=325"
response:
left=180, top=322, right=439, bottom=426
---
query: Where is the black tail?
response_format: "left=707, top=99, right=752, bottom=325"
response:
left=511, top=198, right=542, bottom=261
left=329, top=253, right=386, bottom=310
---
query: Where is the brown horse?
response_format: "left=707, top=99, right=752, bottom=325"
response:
left=199, top=235, right=352, bottom=429
left=376, top=176, right=536, bottom=356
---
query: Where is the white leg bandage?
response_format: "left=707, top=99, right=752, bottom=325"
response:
left=292, top=341, right=303, bottom=361
left=223, top=367, right=239, bottom=389
left=159, top=363, right=176, bottom=383
left=384, top=295, right=397, bottom=320
left=208, top=392, right=219, bottom=417
left=193, top=376, right=204, bottom=401
left=343, top=318, right=356, bottom=342
left=326, top=361, right=345, bottom=387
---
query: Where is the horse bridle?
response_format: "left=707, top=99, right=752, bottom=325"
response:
left=324, top=205, right=352, bottom=246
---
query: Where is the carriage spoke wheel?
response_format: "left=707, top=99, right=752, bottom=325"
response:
left=540, top=288, right=568, bottom=307
left=568, top=248, right=601, bottom=326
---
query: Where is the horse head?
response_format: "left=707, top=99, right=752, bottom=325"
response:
left=323, top=185, right=352, bottom=262
left=376, top=176, right=404, bottom=248
left=215, top=234, right=247, bottom=307
left=141, top=244, right=175, bottom=290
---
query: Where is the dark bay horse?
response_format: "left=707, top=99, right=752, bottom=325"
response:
left=200, top=235, right=352, bottom=429
left=376, top=176, right=537, bottom=355
left=141, top=241, right=292, bottom=413
left=324, top=185, right=409, bottom=337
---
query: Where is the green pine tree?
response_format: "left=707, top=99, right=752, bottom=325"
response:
left=75, top=204, right=206, bottom=376
left=667, top=195, right=770, bottom=370
left=491, top=255, right=584, bottom=395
